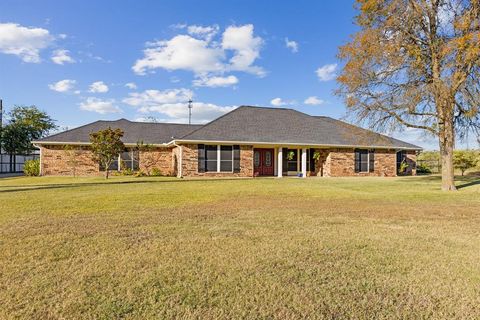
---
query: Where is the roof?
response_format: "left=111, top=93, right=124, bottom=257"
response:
left=35, top=107, right=421, bottom=150
left=35, top=119, right=201, bottom=145
left=177, top=106, right=421, bottom=150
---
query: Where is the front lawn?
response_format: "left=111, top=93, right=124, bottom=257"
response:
left=1, top=175, right=479, bottom=319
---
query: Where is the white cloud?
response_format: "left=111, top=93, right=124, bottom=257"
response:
left=187, top=24, right=219, bottom=42
left=222, top=24, right=264, bottom=76
left=79, top=97, right=121, bottom=114
left=316, top=63, right=338, bottom=81
left=304, top=96, right=325, bottom=105
left=285, top=38, right=298, bottom=53
left=88, top=81, right=109, bottom=93
left=123, top=88, right=193, bottom=107
left=51, top=49, right=75, bottom=65
left=193, top=75, right=238, bottom=87
left=48, top=79, right=76, bottom=92
left=0, top=23, right=54, bottom=62
left=133, top=35, right=224, bottom=75
left=123, top=88, right=235, bottom=123
left=125, top=82, right=137, bottom=89
left=133, top=24, right=265, bottom=78
left=270, top=97, right=291, bottom=107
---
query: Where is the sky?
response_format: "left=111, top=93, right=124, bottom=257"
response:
left=1, top=0, right=474, bottom=150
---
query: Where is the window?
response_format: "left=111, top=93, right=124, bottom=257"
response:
left=100, top=149, right=139, bottom=171
left=205, top=145, right=218, bottom=172
left=199, top=145, right=237, bottom=173
left=220, top=145, right=233, bottom=172
left=355, top=149, right=374, bottom=173
left=120, top=150, right=139, bottom=170
left=287, top=149, right=298, bottom=171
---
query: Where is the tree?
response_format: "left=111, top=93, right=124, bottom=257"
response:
left=1, top=105, right=56, bottom=171
left=337, top=0, right=480, bottom=191
left=89, top=128, right=125, bottom=179
left=4, top=105, right=57, bottom=153
left=453, top=149, right=478, bottom=175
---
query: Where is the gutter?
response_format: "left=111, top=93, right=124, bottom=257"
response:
left=170, top=139, right=423, bottom=151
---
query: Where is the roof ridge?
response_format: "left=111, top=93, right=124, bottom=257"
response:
left=35, top=120, right=103, bottom=142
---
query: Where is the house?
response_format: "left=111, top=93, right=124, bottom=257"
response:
left=33, top=106, right=421, bottom=177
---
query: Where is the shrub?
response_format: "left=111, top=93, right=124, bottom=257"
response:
left=134, top=170, right=146, bottom=177
left=416, top=162, right=432, bottom=174
left=150, top=168, right=162, bottom=176
left=24, top=159, right=40, bottom=176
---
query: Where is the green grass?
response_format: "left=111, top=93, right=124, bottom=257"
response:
left=1, top=175, right=480, bottom=319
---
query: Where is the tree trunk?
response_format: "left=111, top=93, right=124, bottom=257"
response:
left=439, top=119, right=456, bottom=191
left=105, top=169, right=109, bottom=179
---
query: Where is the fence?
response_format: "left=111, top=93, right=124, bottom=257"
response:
left=0, top=152, right=39, bottom=173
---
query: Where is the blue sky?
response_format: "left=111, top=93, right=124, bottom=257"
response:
left=0, top=0, right=453, bottom=149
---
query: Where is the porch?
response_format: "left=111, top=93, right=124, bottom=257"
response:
left=253, top=147, right=318, bottom=178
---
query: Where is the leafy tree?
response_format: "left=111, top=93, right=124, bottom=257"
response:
left=337, top=0, right=480, bottom=191
left=89, top=128, right=125, bottom=179
left=453, top=150, right=478, bottom=176
left=2, top=105, right=57, bottom=154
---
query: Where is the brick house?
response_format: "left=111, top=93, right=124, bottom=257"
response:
left=33, top=106, right=421, bottom=178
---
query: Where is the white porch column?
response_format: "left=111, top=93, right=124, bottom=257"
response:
left=301, top=148, right=307, bottom=178
left=277, top=147, right=283, bottom=177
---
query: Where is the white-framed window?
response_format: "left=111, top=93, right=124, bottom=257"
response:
left=203, top=145, right=234, bottom=173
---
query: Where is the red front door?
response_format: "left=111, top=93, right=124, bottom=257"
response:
left=254, top=148, right=274, bottom=176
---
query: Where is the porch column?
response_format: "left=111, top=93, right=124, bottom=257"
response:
left=277, top=147, right=283, bottom=177
left=301, top=148, right=307, bottom=178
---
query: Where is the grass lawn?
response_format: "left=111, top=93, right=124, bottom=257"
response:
left=1, top=175, right=480, bottom=319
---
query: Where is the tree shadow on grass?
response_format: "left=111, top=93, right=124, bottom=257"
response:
left=0, top=178, right=245, bottom=194
left=402, top=174, right=480, bottom=190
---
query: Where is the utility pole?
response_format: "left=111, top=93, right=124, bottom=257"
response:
left=188, top=99, right=193, bottom=125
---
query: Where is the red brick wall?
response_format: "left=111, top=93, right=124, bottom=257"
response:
left=180, top=144, right=254, bottom=177
left=139, top=148, right=174, bottom=176
left=310, top=148, right=398, bottom=177
left=41, top=145, right=100, bottom=176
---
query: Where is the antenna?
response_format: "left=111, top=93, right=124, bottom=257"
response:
left=188, top=99, right=193, bottom=125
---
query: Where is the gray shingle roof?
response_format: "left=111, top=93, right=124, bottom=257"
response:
left=35, top=107, right=421, bottom=150
left=36, top=119, right=201, bottom=145
left=178, top=106, right=421, bottom=150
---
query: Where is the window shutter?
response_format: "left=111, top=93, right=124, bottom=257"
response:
left=354, top=149, right=360, bottom=173
left=233, top=145, right=240, bottom=173
left=198, top=144, right=205, bottom=173
left=369, top=149, right=375, bottom=172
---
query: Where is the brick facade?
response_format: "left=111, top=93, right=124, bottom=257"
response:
left=139, top=148, right=174, bottom=176
left=40, top=144, right=416, bottom=178
left=40, top=145, right=175, bottom=176
left=41, top=145, right=100, bottom=176
left=180, top=144, right=254, bottom=177
left=326, top=148, right=397, bottom=177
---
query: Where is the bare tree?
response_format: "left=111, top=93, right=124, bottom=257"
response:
left=337, top=0, right=480, bottom=190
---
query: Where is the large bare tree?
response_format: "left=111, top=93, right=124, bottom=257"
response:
left=337, top=0, right=480, bottom=190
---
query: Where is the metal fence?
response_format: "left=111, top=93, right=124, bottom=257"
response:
left=0, top=152, right=39, bottom=173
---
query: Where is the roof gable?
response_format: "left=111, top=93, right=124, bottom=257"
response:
left=179, top=106, right=421, bottom=149
left=36, top=119, right=201, bottom=145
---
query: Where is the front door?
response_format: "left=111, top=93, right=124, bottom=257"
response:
left=254, top=148, right=274, bottom=176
